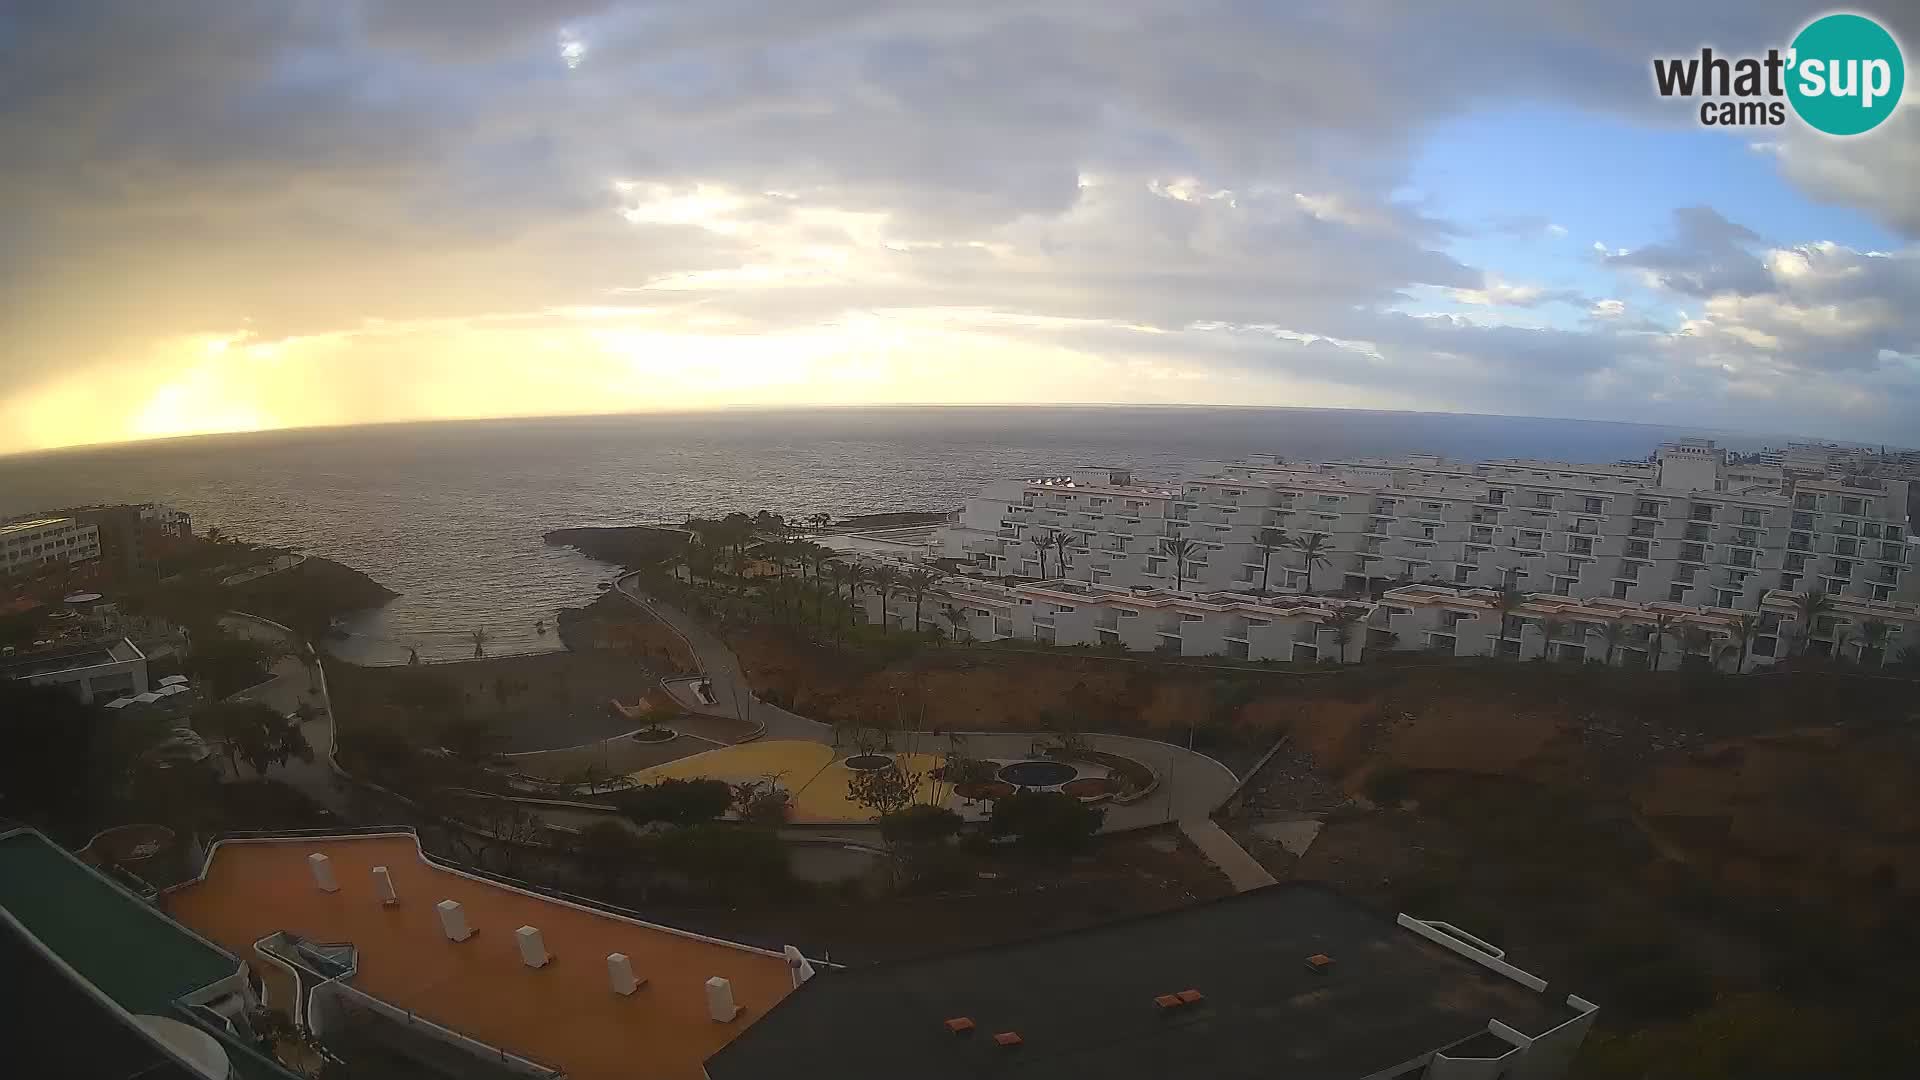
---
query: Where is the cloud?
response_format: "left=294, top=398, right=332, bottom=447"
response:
left=1, top=0, right=1918, bottom=452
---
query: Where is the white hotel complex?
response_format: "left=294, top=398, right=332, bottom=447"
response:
left=0, top=515, right=101, bottom=576
left=835, top=439, right=1920, bottom=670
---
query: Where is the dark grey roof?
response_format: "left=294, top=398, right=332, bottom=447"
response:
left=706, top=883, right=1578, bottom=1080
left=0, top=915, right=202, bottom=1080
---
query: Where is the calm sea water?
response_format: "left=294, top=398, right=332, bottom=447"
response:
left=0, top=406, right=1767, bottom=662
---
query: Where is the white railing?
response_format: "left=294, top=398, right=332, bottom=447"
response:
left=311, top=981, right=566, bottom=1077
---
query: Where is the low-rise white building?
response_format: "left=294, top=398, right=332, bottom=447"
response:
left=849, top=559, right=1916, bottom=672
left=0, top=637, right=149, bottom=703
left=932, top=442, right=1917, bottom=611
left=0, top=517, right=101, bottom=576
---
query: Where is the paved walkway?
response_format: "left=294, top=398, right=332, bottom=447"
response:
left=611, top=574, right=1241, bottom=832
left=614, top=576, right=830, bottom=742
left=1178, top=818, right=1277, bottom=892
left=218, top=614, right=353, bottom=817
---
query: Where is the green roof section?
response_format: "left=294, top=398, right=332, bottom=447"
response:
left=0, top=830, right=237, bottom=1016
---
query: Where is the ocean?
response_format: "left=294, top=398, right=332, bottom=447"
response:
left=0, top=406, right=1771, bottom=663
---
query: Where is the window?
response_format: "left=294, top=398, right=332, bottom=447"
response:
left=1533, top=493, right=1554, bottom=508
left=1791, top=511, right=1815, bottom=531
left=1890, top=526, right=1905, bottom=542
left=1740, top=508, right=1763, bottom=526
left=1795, top=493, right=1817, bottom=510
left=1626, top=540, right=1651, bottom=559
left=1684, top=523, right=1709, bottom=542
left=1669, top=584, right=1687, bottom=602
left=1317, top=494, right=1341, bottom=505
left=1832, top=559, right=1853, bottom=577
left=1840, top=497, right=1863, bottom=515
left=1718, top=590, right=1737, bottom=606
left=1488, top=489, right=1507, bottom=505
left=1864, top=523, right=1881, bottom=539
left=1583, top=497, right=1604, bottom=514
left=1688, top=502, right=1714, bottom=522
left=1681, top=543, right=1705, bottom=562
left=1834, top=538, right=1858, bottom=556
left=1635, top=500, right=1659, bottom=517
left=1788, top=532, right=1812, bottom=551
left=1875, top=585, right=1895, bottom=602
left=1733, top=528, right=1759, bottom=547
left=1454, top=564, right=1471, bottom=584
left=1118, top=609, right=1138, bottom=618
left=1612, top=580, right=1630, bottom=599
left=1785, top=553, right=1806, bottom=571
left=1570, top=537, right=1593, bottom=555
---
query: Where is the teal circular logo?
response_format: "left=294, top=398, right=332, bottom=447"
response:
left=1787, top=13, right=1905, bottom=135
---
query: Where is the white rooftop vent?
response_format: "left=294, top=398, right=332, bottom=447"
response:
left=307, top=853, right=338, bottom=893
left=706, top=976, right=740, bottom=1022
left=437, top=899, right=472, bottom=942
left=784, top=945, right=816, bottom=988
left=516, top=925, right=550, bottom=968
left=608, top=952, right=642, bottom=995
left=372, top=865, right=398, bottom=906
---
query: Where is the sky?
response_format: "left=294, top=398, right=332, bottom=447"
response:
left=2, top=1, right=1917, bottom=454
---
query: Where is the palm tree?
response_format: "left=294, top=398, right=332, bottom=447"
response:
left=1852, top=619, right=1891, bottom=667
left=903, top=568, right=940, bottom=632
left=809, top=512, right=832, bottom=534
left=844, top=564, right=871, bottom=624
left=1290, top=533, right=1333, bottom=593
left=1725, top=611, right=1759, bottom=674
left=1252, top=527, right=1289, bottom=595
left=1678, top=625, right=1713, bottom=667
left=872, top=565, right=900, bottom=628
left=1489, top=585, right=1528, bottom=648
left=1158, top=536, right=1202, bottom=592
left=1538, top=617, right=1567, bottom=660
left=1791, top=589, right=1834, bottom=657
left=1033, top=530, right=1058, bottom=579
left=1328, top=607, right=1363, bottom=662
left=470, top=628, right=487, bottom=659
left=1053, top=530, right=1074, bottom=581
left=1646, top=611, right=1679, bottom=672
left=1599, top=620, right=1630, bottom=667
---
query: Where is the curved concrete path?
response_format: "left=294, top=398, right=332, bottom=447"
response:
left=612, top=574, right=1240, bottom=831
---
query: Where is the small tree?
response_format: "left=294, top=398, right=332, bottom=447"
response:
left=574, top=819, right=645, bottom=896
left=194, top=701, right=291, bottom=777
left=989, top=790, right=1103, bottom=856
left=614, top=777, right=735, bottom=827
left=847, top=762, right=924, bottom=820
left=878, top=804, right=965, bottom=886
left=654, top=825, right=792, bottom=901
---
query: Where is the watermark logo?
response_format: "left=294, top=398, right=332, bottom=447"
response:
left=1652, top=12, right=1904, bottom=135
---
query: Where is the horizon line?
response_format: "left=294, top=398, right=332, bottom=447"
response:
left=0, top=401, right=1892, bottom=462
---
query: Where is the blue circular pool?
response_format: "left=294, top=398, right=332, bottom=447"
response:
left=997, top=760, right=1078, bottom=788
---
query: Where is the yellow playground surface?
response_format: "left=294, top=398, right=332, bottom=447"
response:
left=626, top=740, right=947, bottom=823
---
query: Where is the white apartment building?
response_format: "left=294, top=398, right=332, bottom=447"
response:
left=932, top=441, right=1918, bottom=612
left=853, top=569, right=1916, bottom=672
left=0, top=517, right=101, bottom=576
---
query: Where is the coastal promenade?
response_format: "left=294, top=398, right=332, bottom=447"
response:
left=217, top=612, right=352, bottom=817
left=610, top=573, right=1241, bottom=831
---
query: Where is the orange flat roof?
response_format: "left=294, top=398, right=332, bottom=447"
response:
left=165, top=834, right=794, bottom=1080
